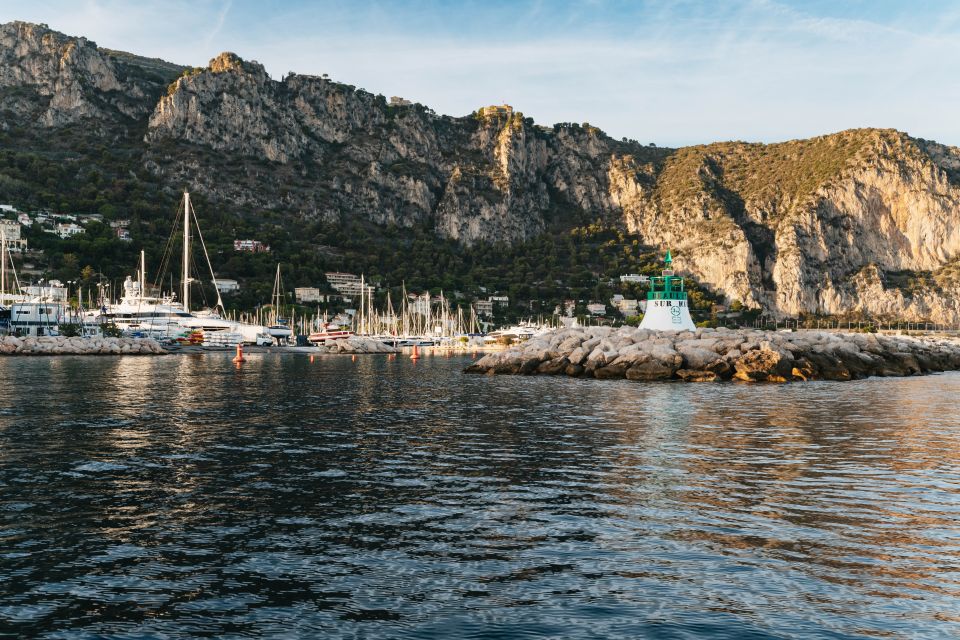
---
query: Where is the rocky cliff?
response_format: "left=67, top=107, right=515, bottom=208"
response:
left=145, top=55, right=651, bottom=244
left=0, top=21, right=182, bottom=131
left=3, top=20, right=960, bottom=323
left=612, top=131, right=960, bottom=322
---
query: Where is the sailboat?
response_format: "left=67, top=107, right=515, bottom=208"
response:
left=266, top=264, right=293, bottom=342
left=85, top=192, right=269, bottom=344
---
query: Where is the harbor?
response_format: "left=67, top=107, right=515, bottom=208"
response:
left=4, top=6, right=960, bottom=637
left=1, top=192, right=558, bottom=355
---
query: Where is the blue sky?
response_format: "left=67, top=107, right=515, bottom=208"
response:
left=3, top=0, right=959, bottom=147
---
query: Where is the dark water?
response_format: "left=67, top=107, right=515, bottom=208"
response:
left=1, top=353, right=959, bottom=639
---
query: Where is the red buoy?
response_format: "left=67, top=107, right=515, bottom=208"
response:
left=232, top=343, right=245, bottom=363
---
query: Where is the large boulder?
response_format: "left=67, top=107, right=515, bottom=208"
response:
left=536, top=356, right=568, bottom=375
left=804, top=352, right=851, bottom=381
left=733, top=346, right=794, bottom=382
left=676, top=343, right=723, bottom=370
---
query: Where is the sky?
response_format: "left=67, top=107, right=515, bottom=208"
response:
left=2, top=0, right=959, bottom=147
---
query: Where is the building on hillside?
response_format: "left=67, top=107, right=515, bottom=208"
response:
left=56, top=223, right=84, bottom=239
left=479, top=104, right=513, bottom=118
left=474, top=299, right=494, bottom=317
left=489, top=295, right=509, bottom=307
left=115, top=228, right=132, bottom=242
left=324, top=272, right=367, bottom=297
left=586, top=303, right=607, bottom=316
left=110, top=219, right=130, bottom=229
left=612, top=298, right=639, bottom=315
left=295, top=287, right=323, bottom=303
left=214, top=278, right=239, bottom=293
left=0, top=219, right=27, bottom=251
left=620, top=273, right=649, bottom=284
left=234, top=239, right=270, bottom=252
left=0, top=204, right=17, bottom=213
left=389, top=96, right=412, bottom=106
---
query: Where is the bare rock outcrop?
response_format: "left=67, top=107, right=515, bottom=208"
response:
left=0, top=21, right=181, bottom=129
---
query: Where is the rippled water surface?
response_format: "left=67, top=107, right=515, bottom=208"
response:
left=2, top=353, right=960, bottom=639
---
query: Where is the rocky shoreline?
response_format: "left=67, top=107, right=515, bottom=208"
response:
left=464, top=327, right=960, bottom=382
left=0, top=336, right=167, bottom=356
left=314, top=337, right=400, bottom=354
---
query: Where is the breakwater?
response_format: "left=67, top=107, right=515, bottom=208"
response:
left=0, top=336, right=166, bottom=355
left=314, top=337, right=400, bottom=354
left=465, top=326, right=960, bottom=381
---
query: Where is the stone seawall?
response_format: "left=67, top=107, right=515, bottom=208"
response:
left=0, top=336, right=167, bottom=356
left=464, top=327, right=960, bottom=382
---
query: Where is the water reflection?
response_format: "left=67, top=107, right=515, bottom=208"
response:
left=1, top=355, right=959, bottom=638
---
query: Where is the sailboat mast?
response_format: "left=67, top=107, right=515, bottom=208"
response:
left=1, top=228, right=6, bottom=302
left=139, top=249, right=146, bottom=297
left=359, top=274, right=365, bottom=335
left=182, top=191, right=191, bottom=311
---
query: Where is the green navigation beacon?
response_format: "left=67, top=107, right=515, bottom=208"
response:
left=639, top=250, right=696, bottom=331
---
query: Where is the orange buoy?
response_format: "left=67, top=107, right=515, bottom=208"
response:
left=410, top=344, right=421, bottom=360
left=310, top=355, right=314, bottom=363
left=232, top=343, right=245, bottom=363
left=352, top=355, right=356, bottom=362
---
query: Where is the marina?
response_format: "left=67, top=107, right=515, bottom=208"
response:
left=2, top=192, right=558, bottom=353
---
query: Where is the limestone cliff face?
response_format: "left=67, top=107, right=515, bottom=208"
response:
left=610, top=130, right=960, bottom=323
left=0, top=21, right=179, bottom=130
left=4, top=21, right=960, bottom=324
left=145, top=61, right=647, bottom=243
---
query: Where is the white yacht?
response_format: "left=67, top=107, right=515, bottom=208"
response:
left=484, top=321, right=551, bottom=344
left=82, top=275, right=246, bottom=341
left=88, top=193, right=269, bottom=345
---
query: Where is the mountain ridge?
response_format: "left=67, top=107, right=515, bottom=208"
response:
left=2, top=20, right=960, bottom=324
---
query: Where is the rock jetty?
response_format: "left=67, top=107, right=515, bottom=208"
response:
left=314, top=337, right=399, bottom=354
left=0, top=336, right=167, bottom=356
left=464, top=327, right=960, bottom=382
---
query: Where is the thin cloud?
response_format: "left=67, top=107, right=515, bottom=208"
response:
left=204, top=0, right=233, bottom=50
